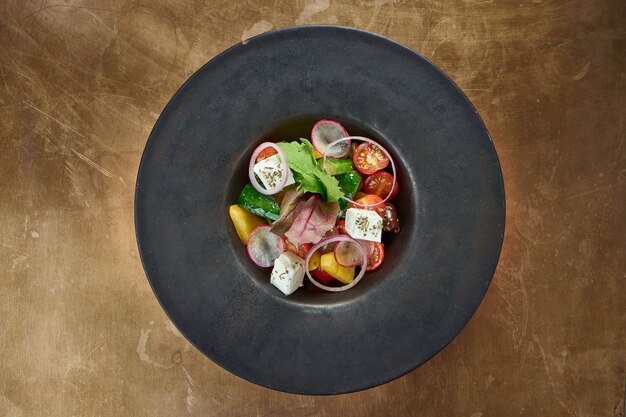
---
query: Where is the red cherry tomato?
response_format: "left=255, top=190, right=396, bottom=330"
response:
left=366, top=242, right=384, bottom=271
left=364, top=172, right=398, bottom=200
left=255, top=147, right=278, bottom=163
left=350, top=194, right=386, bottom=218
left=298, top=243, right=313, bottom=258
left=336, top=220, right=348, bottom=235
left=311, top=267, right=336, bottom=284
left=353, top=143, right=389, bottom=175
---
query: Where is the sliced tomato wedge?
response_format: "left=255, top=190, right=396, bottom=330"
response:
left=255, top=146, right=278, bottom=163
left=364, top=171, right=398, bottom=200
left=366, top=242, right=384, bottom=271
left=353, top=143, right=389, bottom=175
left=311, top=266, right=336, bottom=284
left=349, top=194, right=386, bottom=218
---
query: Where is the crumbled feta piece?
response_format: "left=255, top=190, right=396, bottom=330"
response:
left=270, top=252, right=305, bottom=296
left=345, top=208, right=384, bottom=242
left=253, top=154, right=294, bottom=190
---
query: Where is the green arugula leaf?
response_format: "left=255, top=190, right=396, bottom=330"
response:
left=277, top=139, right=344, bottom=202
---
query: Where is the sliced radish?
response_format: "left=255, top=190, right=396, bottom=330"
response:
left=311, top=119, right=350, bottom=158
left=249, top=142, right=289, bottom=195
left=334, top=240, right=363, bottom=267
left=304, top=235, right=367, bottom=292
left=246, top=225, right=285, bottom=268
left=357, top=240, right=375, bottom=257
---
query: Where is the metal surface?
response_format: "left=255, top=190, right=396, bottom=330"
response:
left=0, top=0, right=624, bottom=415
left=135, top=26, right=505, bottom=394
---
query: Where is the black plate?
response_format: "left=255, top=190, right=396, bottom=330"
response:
left=135, top=26, right=505, bottom=395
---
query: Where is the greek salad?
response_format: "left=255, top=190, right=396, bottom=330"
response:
left=228, top=120, right=400, bottom=295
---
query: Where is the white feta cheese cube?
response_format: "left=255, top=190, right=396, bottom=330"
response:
left=270, top=251, right=305, bottom=296
left=345, top=208, right=384, bottom=242
left=253, top=154, right=294, bottom=191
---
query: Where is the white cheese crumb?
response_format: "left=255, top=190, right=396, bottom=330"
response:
left=270, top=252, right=305, bottom=296
left=345, top=208, right=383, bottom=242
left=253, top=154, right=294, bottom=191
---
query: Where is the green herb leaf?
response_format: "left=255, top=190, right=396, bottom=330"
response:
left=277, top=139, right=344, bottom=202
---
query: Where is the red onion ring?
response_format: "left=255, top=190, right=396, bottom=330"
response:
left=304, top=235, right=368, bottom=292
left=248, top=142, right=289, bottom=195
left=322, top=136, right=396, bottom=208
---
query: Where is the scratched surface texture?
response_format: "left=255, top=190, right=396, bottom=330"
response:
left=0, top=0, right=624, bottom=416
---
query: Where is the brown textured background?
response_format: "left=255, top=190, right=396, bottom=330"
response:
left=1, top=0, right=624, bottom=416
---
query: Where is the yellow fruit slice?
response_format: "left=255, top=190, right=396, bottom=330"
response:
left=308, top=251, right=321, bottom=271
left=229, top=205, right=266, bottom=245
left=320, top=252, right=355, bottom=284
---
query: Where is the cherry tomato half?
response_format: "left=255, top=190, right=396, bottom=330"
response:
left=311, top=267, right=336, bottom=284
left=255, top=147, right=278, bottom=163
left=350, top=194, right=386, bottom=218
left=353, top=143, right=389, bottom=175
left=364, top=171, right=398, bottom=201
left=366, top=242, right=384, bottom=271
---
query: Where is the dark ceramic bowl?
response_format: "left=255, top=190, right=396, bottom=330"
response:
left=135, top=26, right=505, bottom=395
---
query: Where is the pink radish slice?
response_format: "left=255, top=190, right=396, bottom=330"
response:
left=246, top=225, right=285, bottom=268
left=248, top=142, right=289, bottom=195
left=311, top=119, right=350, bottom=158
left=357, top=240, right=375, bottom=257
left=323, top=136, right=396, bottom=208
left=334, top=240, right=363, bottom=267
left=304, top=235, right=367, bottom=292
